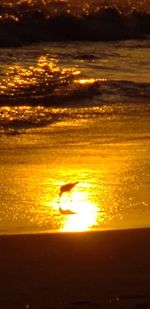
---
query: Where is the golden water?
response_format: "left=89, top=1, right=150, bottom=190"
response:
left=1, top=112, right=150, bottom=234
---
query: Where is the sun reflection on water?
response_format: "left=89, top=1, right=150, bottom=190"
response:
left=61, top=200, right=98, bottom=232
left=49, top=183, right=99, bottom=232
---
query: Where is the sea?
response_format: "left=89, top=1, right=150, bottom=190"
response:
left=0, top=2, right=150, bottom=234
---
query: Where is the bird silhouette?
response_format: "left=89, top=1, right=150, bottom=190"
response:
left=59, top=181, right=79, bottom=198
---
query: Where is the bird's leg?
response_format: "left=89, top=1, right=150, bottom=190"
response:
left=57, top=196, right=61, bottom=211
left=69, top=191, right=73, bottom=203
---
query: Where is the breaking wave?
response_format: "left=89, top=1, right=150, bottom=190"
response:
left=0, top=61, right=149, bottom=106
left=0, top=5, right=150, bottom=47
left=0, top=76, right=150, bottom=133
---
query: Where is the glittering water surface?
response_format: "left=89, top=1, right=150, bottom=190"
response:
left=0, top=40, right=150, bottom=234
left=0, top=112, right=150, bottom=234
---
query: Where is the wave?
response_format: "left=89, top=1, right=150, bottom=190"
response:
left=0, top=77, right=150, bottom=133
left=0, top=75, right=150, bottom=107
left=0, top=7, right=150, bottom=47
left=0, top=77, right=149, bottom=106
left=0, top=69, right=100, bottom=106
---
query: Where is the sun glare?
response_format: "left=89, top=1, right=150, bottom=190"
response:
left=59, top=189, right=98, bottom=232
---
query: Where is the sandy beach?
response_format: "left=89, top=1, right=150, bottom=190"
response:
left=0, top=228, right=150, bottom=309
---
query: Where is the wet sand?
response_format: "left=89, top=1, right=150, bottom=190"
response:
left=0, top=228, right=150, bottom=309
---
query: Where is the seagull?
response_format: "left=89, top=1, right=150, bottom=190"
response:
left=59, top=181, right=79, bottom=198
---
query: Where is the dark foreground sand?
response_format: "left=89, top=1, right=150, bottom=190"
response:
left=0, top=228, right=150, bottom=309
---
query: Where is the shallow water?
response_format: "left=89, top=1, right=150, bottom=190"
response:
left=0, top=40, right=150, bottom=234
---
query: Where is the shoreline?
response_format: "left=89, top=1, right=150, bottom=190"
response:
left=1, top=227, right=150, bottom=308
left=0, top=225, right=150, bottom=237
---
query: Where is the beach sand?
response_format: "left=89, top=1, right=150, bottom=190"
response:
left=0, top=228, right=150, bottom=309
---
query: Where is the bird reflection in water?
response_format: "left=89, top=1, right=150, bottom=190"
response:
left=59, top=181, right=79, bottom=215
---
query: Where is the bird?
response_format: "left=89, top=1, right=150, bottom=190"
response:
left=59, top=181, right=79, bottom=198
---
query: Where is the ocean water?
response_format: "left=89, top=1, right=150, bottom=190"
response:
left=0, top=39, right=150, bottom=234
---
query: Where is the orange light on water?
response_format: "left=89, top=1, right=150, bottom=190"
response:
left=75, top=78, right=96, bottom=84
left=74, top=77, right=107, bottom=86
left=59, top=189, right=99, bottom=232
